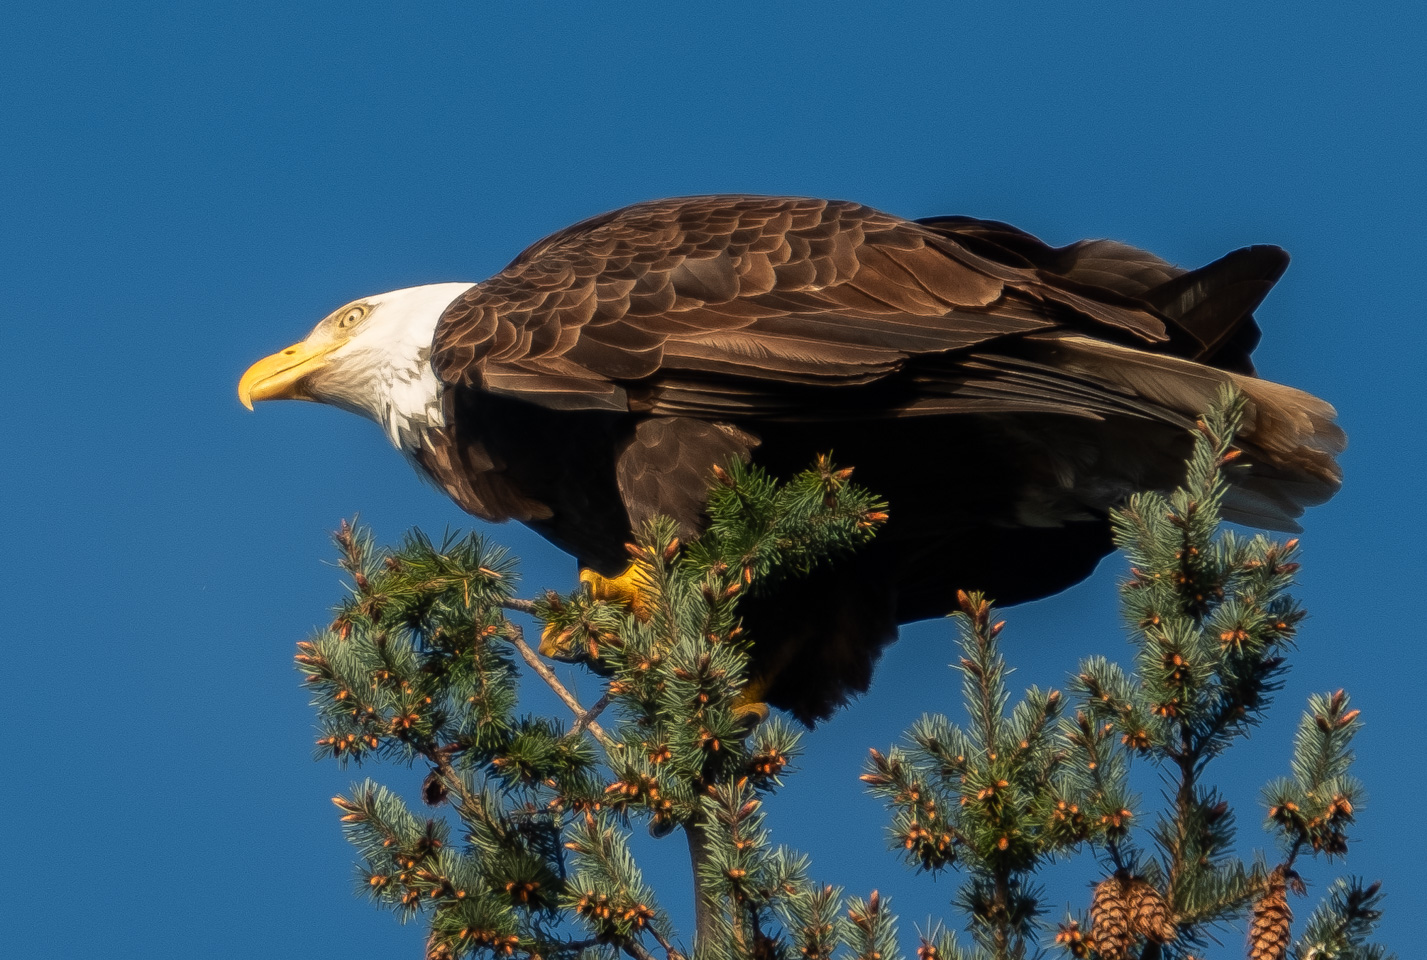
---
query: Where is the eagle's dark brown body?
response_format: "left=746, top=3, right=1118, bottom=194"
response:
left=406, top=196, right=1341, bottom=723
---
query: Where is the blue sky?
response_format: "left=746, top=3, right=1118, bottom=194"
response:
left=3, top=1, right=1424, bottom=956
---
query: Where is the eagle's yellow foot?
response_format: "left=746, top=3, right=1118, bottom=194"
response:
left=539, top=621, right=575, bottom=659
left=732, top=677, right=770, bottom=728
left=580, top=562, right=656, bottom=621
left=538, top=563, right=656, bottom=660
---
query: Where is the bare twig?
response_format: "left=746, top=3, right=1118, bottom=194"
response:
left=396, top=728, right=482, bottom=825
left=647, top=924, right=684, bottom=960
left=503, top=619, right=618, bottom=751
left=568, top=691, right=614, bottom=741
left=622, top=940, right=656, bottom=960
left=502, top=597, right=539, bottom=615
left=428, top=746, right=481, bottom=816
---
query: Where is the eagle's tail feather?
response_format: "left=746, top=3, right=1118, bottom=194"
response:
left=918, top=216, right=1284, bottom=376
left=1221, top=370, right=1345, bottom=527
left=1039, top=334, right=1343, bottom=530
left=1143, top=244, right=1287, bottom=373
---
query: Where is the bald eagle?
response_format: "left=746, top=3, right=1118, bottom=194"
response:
left=240, top=195, right=1342, bottom=723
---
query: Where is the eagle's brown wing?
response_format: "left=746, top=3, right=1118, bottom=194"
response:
left=428, top=194, right=1333, bottom=540
left=431, top=195, right=1178, bottom=411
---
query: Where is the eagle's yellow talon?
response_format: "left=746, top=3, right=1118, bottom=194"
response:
left=581, top=562, right=655, bottom=621
left=732, top=677, right=770, bottom=728
left=732, top=699, right=770, bottom=727
left=539, top=622, right=574, bottom=658
left=542, top=563, right=656, bottom=661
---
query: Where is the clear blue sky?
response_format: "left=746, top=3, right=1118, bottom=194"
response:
left=3, top=1, right=1423, bottom=956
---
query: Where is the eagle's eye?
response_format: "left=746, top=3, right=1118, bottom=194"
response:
left=338, top=305, right=368, bottom=329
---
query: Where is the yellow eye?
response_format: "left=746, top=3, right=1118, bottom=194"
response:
left=338, top=305, right=368, bottom=329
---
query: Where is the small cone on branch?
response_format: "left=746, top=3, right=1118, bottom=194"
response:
left=1054, top=920, right=1091, bottom=958
left=1089, top=873, right=1133, bottom=960
left=421, top=769, right=449, bottom=807
left=1249, top=868, right=1293, bottom=960
left=1126, top=876, right=1176, bottom=943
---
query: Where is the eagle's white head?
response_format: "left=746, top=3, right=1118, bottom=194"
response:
left=239, top=282, right=475, bottom=453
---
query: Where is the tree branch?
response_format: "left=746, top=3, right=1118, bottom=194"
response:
left=647, top=923, right=685, bottom=960
left=686, top=819, right=714, bottom=947
left=503, top=618, right=617, bottom=751
left=568, top=691, right=614, bottom=741
left=622, top=940, right=657, bottom=960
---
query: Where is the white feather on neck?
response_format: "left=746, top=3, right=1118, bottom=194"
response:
left=314, top=282, right=475, bottom=453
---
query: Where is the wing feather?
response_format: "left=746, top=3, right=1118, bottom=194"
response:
left=432, top=196, right=1138, bottom=405
left=432, top=198, right=1290, bottom=441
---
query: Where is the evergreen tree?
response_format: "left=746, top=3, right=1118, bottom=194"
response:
left=292, top=392, right=1390, bottom=960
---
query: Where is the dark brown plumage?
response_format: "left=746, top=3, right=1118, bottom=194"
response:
left=407, top=195, right=1342, bottom=723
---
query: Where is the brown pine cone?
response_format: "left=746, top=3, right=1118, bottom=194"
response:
left=1249, top=869, right=1293, bottom=960
left=1126, top=876, right=1177, bottom=943
left=1089, top=874, right=1133, bottom=960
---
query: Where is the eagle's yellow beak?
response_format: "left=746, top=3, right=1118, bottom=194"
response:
left=238, top=340, right=335, bottom=410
